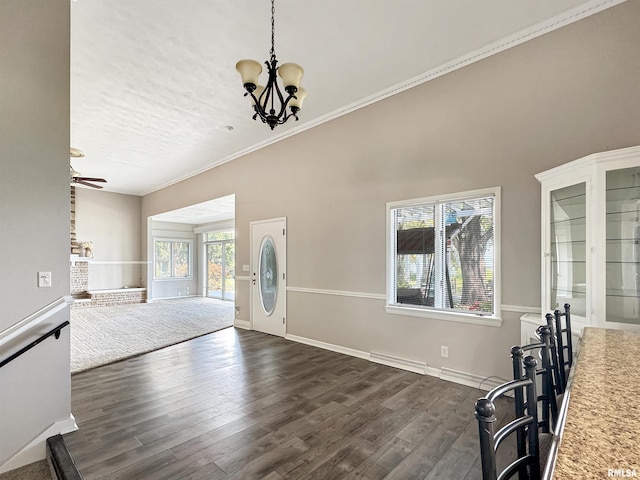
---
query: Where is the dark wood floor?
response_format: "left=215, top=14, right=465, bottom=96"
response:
left=64, top=327, right=513, bottom=480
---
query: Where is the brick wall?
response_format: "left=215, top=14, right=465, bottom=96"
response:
left=71, top=288, right=147, bottom=309
left=70, top=259, right=146, bottom=308
left=70, top=186, right=81, bottom=255
left=70, top=261, right=89, bottom=295
left=90, top=289, right=146, bottom=307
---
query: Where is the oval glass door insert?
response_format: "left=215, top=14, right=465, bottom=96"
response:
left=259, top=235, right=278, bottom=315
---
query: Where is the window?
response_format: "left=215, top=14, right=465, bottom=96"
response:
left=154, top=239, right=193, bottom=279
left=204, top=230, right=235, bottom=301
left=206, top=231, right=234, bottom=242
left=387, top=187, right=501, bottom=325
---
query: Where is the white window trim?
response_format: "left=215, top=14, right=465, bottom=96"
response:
left=386, top=186, right=502, bottom=327
left=193, top=220, right=235, bottom=235
left=153, top=238, right=194, bottom=280
left=202, top=229, right=236, bottom=244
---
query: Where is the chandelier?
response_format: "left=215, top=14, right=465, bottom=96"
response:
left=235, top=0, right=306, bottom=130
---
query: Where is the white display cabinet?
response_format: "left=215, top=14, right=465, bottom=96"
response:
left=522, top=145, right=640, bottom=345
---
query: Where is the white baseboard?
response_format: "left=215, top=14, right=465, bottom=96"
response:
left=152, top=295, right=198, bottom=301
left=440, top=367, right=508, bottom=392
left=234, top=319, right=251, bottom=330
left=0, top=415, right=78, bottom=474
left=285, top=334, right=370, bottom=360
left=285, top=333, right=505, bottom=392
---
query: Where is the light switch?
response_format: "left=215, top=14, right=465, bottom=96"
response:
left=38, top=272, right=52, bottom=287
left=243, top=264, right=250, bottom=272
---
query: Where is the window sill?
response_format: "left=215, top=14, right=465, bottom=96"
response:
left=385, top=304, right=503, bottom=327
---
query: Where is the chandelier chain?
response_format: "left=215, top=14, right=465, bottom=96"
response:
left=270, top=0, right=276, bottom=60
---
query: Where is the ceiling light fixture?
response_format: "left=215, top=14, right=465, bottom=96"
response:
left=235, top=0, right=306, bottom=130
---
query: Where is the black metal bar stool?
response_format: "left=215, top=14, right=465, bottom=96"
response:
left=475, top=356, right=541, bottom=480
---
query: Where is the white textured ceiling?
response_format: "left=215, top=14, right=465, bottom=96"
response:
left=151, top=194, right=235, bottom=225
left=70, top=0, right=624, bottom=198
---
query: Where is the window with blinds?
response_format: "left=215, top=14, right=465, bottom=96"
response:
left=388, top=188, right=498, bottom=318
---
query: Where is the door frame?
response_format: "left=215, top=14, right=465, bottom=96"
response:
left=250, top=217, right=287, bottom=336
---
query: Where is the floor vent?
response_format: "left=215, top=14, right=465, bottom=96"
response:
left=369, top=351, right=427, bottom=374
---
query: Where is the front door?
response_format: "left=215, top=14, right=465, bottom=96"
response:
left=250, top=217, right=286, bottom=336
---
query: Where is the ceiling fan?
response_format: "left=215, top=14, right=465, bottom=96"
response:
left=70, top=148, right=107, bottom=189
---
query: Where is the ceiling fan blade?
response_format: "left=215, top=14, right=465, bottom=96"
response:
left=76, top=177, right=107, bottom=183
left=75, top=179, right=104, bottom=189
left=70, top=148, right=85, bottom=158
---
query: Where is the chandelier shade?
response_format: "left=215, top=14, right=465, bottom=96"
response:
left=288, top=87, right=306, bottom=110
left=235, top=60, right=263, bottom=88
left=235, top=0, right=306, bottom=130
left=277, top=63, right=304, bottom=91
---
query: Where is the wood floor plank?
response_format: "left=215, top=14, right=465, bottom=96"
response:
left=175, top=461, right=229, bottom=480
left=423, top=445, right=479, bottom=480
left=382, top=410, right=473, bottom=480
left=276, top=405, right=393, bottom=478
left=76, top=409, right=250, bottom=478
left=65, top=327, right=494, bottom=479
left=342, top=437, right=415, bottom=480
left=301, top=437, right=378, bottom=480
left=224, top=436, right=310, bottom=479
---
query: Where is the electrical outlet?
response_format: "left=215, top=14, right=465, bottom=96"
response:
left=440, top=345, right=449, bottom=358
left=38, top=272, right=52, bottom=288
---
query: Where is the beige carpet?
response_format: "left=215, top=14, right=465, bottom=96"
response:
left=70, top=297, right=234, bottom=373
left=0, top=460, right=50, bottom=480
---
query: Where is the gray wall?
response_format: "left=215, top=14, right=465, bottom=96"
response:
left=0, top=0, right=72, bottom=469
left=75, top=188, right=143, bottom=290
left=142, top=1, right=640, bottom=381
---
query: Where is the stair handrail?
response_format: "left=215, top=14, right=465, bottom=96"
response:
left=0, top=296, right=72, bottom=349
left=0, top=296, right=73, bottom=369
left=0, top=320, right=70, bottom=369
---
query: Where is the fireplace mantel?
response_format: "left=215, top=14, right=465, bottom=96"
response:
left=70, top=255, right=91, bottom=265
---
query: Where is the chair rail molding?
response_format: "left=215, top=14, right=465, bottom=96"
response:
left=286, top=286, right=385, bottom=300
left=286, top=286, right=533, bottom=318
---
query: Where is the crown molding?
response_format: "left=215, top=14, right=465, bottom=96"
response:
left=143, top=0, right=627, bottom=196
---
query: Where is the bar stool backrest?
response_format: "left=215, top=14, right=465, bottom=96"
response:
left=554, top=303, right=573, bottom=388
left=475, top=356, right=541, bottom=480
left=545, top=303, right=572, bottom=392
left=511, top=325, right=560, bottom=435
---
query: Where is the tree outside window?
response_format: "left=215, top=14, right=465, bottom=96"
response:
left=154, top=240, right=192, bottom=278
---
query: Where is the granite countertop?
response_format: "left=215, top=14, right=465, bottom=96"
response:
left=553, top=327, right=640, bottom=479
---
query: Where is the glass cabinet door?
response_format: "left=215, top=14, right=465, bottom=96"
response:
left=605, top=167, right=640, bottom=325
left=535, top=146, right=640, bottom=332
left=549, top=183, right=587, bottom=318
